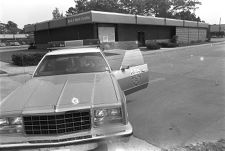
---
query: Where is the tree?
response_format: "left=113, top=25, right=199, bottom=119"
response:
left=52, top=8, right=64, bottom=19
left=120, top=0, right=146, bottom=15
left=144, top=0, right=172, bottom=17
left=169, top=0, right=202, bottom=21
left=172, top=10, right=201, bottom=21
left=0, top=21, right=23, bottom=34
left=66, top=7, right=77, bottom=16
left=66, top=0, right=121, bottom=16
left=6, top=21, right=19, bottom=34
left=66, top=0, right=202, bottom=21
left=170, top=0, right=201, bottom=13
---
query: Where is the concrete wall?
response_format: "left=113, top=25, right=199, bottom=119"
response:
left=49, top=18, right=67, bottom=29
left=92, top=11, right=136, bottom=24
left=137, top=16, right=165, bottom=26
left=199, top=28, right=207, bottom=41
left=210, top=24, right=225, bottom=32
left=176, top=27, right=207, bottom=43
left=24, top=24, right=35, bottom=33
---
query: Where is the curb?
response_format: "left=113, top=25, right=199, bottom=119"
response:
left=142, top=41, right=225, bottom=56
left=0, top=72, right=32, bottom=77
left=106, top=41, right=225, bottom=57
left=0, top=73, right=8, bottom=77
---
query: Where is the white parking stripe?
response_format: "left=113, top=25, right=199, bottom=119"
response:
left=148, top=77, right=165, bottom=84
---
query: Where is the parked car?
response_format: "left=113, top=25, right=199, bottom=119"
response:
left=0, top=43, right=6, bottom=47
left=0, top=47, right=149, bottom=150
left=9, top=41, right=20, bottom=46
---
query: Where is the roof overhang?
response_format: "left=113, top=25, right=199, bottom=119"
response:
left=24, top=10, right=209, bottom=33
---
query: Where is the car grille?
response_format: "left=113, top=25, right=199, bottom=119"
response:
left=23, top=109, right=91, bottom=135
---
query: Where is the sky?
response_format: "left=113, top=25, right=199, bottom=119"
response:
left=0, top=0, right=224, bottom=29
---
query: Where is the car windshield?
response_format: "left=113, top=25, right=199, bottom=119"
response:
left=34, top=52, right=109, bottom=77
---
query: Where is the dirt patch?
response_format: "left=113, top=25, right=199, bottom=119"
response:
left=167, top=139, right=225, bottom=151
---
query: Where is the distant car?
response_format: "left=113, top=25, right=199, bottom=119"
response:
left=0, top=47, right=149, bottom=149
left=0, top=43, right=6, bottom=47
left=9, top=41, right=20, bottom=46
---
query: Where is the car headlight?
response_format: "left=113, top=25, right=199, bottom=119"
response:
left=0, top=116, right=23, bottom=134
left=94, top=107, right=123, bottom=127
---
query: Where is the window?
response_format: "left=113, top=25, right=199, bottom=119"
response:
left=98, top=27, right=115, bottom=43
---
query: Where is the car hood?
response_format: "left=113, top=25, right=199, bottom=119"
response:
left=0, top=72, right=119, bottom=115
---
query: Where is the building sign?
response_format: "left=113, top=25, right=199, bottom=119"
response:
left=67, top=13, right=92, bottom=25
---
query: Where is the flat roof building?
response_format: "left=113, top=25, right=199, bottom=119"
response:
left=210, top=24, right=225, bottom=37
left=24, top=11, right=209, bottom=49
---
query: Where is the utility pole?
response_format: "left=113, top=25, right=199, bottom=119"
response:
left=193, top=0, right=196, bottom=15
left=219, top=17, right=221, bottom=37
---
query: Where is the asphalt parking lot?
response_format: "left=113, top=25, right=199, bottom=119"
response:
left=0, top=41, right=225, bottom=150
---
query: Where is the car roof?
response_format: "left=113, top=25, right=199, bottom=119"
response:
left=46, top=47, right=101, bottom=56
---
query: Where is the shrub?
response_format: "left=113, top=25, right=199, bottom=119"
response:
left=171, top=35, right=178, bottom=43
left=159, top=42, right=178, bottom=48
left=28, top=43, right=36, bottom=49
left=12, top=52, right=46, bottom=66
left=145, top=41, right=160, bottom=50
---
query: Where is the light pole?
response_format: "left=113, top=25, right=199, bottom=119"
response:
left=219, top=17, right=221, bottom=37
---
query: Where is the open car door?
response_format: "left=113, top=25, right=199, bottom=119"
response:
left=112, top=49, right=149, bottom=95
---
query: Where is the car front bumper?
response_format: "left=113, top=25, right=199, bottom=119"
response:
left=0, top=122, right=132, bottom=149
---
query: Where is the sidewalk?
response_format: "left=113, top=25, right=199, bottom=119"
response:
left=0, top=45, right=28, bottom=50
left=0, top=61, right=36, bottom=76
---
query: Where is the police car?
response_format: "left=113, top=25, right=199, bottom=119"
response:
left=0, top=41, right=149, bottom=150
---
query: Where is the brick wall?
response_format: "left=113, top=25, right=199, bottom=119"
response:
left=176, top=27, right=207, bottom=44
left=198, top=29, right=207, bottom=41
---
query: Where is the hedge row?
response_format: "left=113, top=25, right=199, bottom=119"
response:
left=12, top=52, right=46, bottom=66
left=158, top=42, right=178, bottom=48
left=145, top=41, right=179, bottom=50
left=145, top=41, right=161, bottom=50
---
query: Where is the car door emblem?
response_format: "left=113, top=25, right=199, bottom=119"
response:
left=130, top=68, right=142, bottom=85
left=72, top=97, right=79, bottom=105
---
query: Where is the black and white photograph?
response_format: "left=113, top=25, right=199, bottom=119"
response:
left=0, top=0, right=225, bottom=150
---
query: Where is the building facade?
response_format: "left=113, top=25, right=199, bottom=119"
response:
left=210, top=24, right=225, bottom=37
left=24, top=11, right=209, bottom=49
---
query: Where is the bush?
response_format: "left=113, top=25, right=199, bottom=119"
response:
left=145, top=41, right=160, bottom=50
left=159, top=42, right=178, bottom=48
left=28, top=43, right=36, bottom=49
left=12, top=52, right=46, bottom=66
left=171, top=35, right=178, bottom=43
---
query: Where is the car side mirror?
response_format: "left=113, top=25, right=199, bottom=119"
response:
left=120, top=65, right=130, bottom=72
left=105, top=67, right=111, bottom=72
